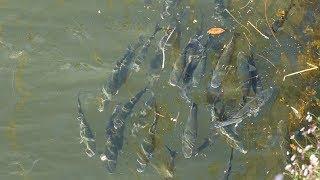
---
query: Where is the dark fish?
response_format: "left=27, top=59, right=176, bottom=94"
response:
left=179, top=53, right=203, bottom=102
left=101, top=104, right=123, bottom=173
left=237, top=51, right=252, bottom=104
left=169, top=35, right=204, bottom=87
left=223, top=148, right=234, bottom=180
left=76, top=92, right=96, bottom=157
left=136, top=102, right=159, bottom=173
left=102, top=37, right=144, bottom=101
left=271, top=0, right=295, bottom=33
left=148, top=48, right=163, bottom=85
left=101, top=88, right=147, bottom=173
left=182, top=54, right=202, bottom=86
left=248, top=53, right=263, bottom=96
left=135, top=24, right=162, bottom=68
left=182, top=103, right=198, bottom=158
left=213, top=87, right=276, bottom=128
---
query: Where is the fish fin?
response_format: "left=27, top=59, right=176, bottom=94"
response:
left=165, top=145, right=177, bottom=159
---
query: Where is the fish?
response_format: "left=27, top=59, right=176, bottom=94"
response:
left=182, top=102, right=198, bottom=158
left=102, top=36, right=144, bottom=102
left=101, top=104, right=123, bottom=173
left=270, top=0, right=295, bottom=33
left=193, top=36, right=212, bottom=87
left=147, top=48, right=163, bottom=85
left=168, top=45, right=188, bottom=87
left=131, top=92, right=155, bottom=137
left=247, top=53, right=263, bottom=96
left=136, top=101, right=159, bottom=173
left=113, top=87, right=148, bottom=129
left=218, top=125, right=247, bottom=154
left=101, top=88, right=147, bottom=173
left=212, top=87, right=276, bottom=128
left=76, top=92, right=96, bottom=157
left=179, top=54, right=203, bottom=103
left=223, top=148, right=234, bottom=180
left=134, top=24, right=162, bottom=69
left=169, top=35, right=204, bottom=87
left=196, top=104, right=246, bottom=154
left=237, top=51, right=252, bottom=104
left=207, top=69, right=223, bottom=105
left=215, top=33, right=238, bottom=77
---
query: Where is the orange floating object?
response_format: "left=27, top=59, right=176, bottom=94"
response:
left=207, top=27, right=225, bottom=35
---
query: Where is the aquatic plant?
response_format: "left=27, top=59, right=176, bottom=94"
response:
left=284, top=112, right=320, bottom=179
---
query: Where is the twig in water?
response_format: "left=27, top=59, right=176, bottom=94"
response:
left=247, top=21, right=269, bottom=39
left=240, top=0, right=253, bottom=9
left=283, top=63, right=318, bottom=81
left=224, top=9, right=252, bottom=36
left=159, top=27, right=176, bottom=69
left=243, top=32, right=252, bottom=48
left=256, top=54, right=277, bottom=70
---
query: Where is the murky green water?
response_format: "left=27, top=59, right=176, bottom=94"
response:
left=0, top=0, right=319, bottom=179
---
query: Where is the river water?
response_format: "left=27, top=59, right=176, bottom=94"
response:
left=0, top=0, right=319, bottom=180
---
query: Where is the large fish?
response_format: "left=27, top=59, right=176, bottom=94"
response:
left=136, top=101, right=159, bottom=173
left=113, top=87, right=148, bottom=129
left=237, top=51, right=252, bottom=104
left=218, top=125, right=247, bottom=154
left=179, top=54, right=203, bottom=103
left=270, top=0, right=295, bottom=33
left=182, top=102, right=198, bottom=158
left=169, top=35, right=204, bottom=87
left=215, top=33, right=238, bottom=77
left=193, top=36, right=212, bottom=87
left=148, top=48, right=163, bottom=85
left=213, top=87, right=276, bottom=128
left=76, top=92, right=96, bottom=157
left=247, top=53, right=263, bottom=96
left=207, top=69, right=223, bottom=105
left=101, top=88, right=147, bottom=173
left=102, top=37, right=144, bottom=103
left=134, top=24, right=162, bottom=69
